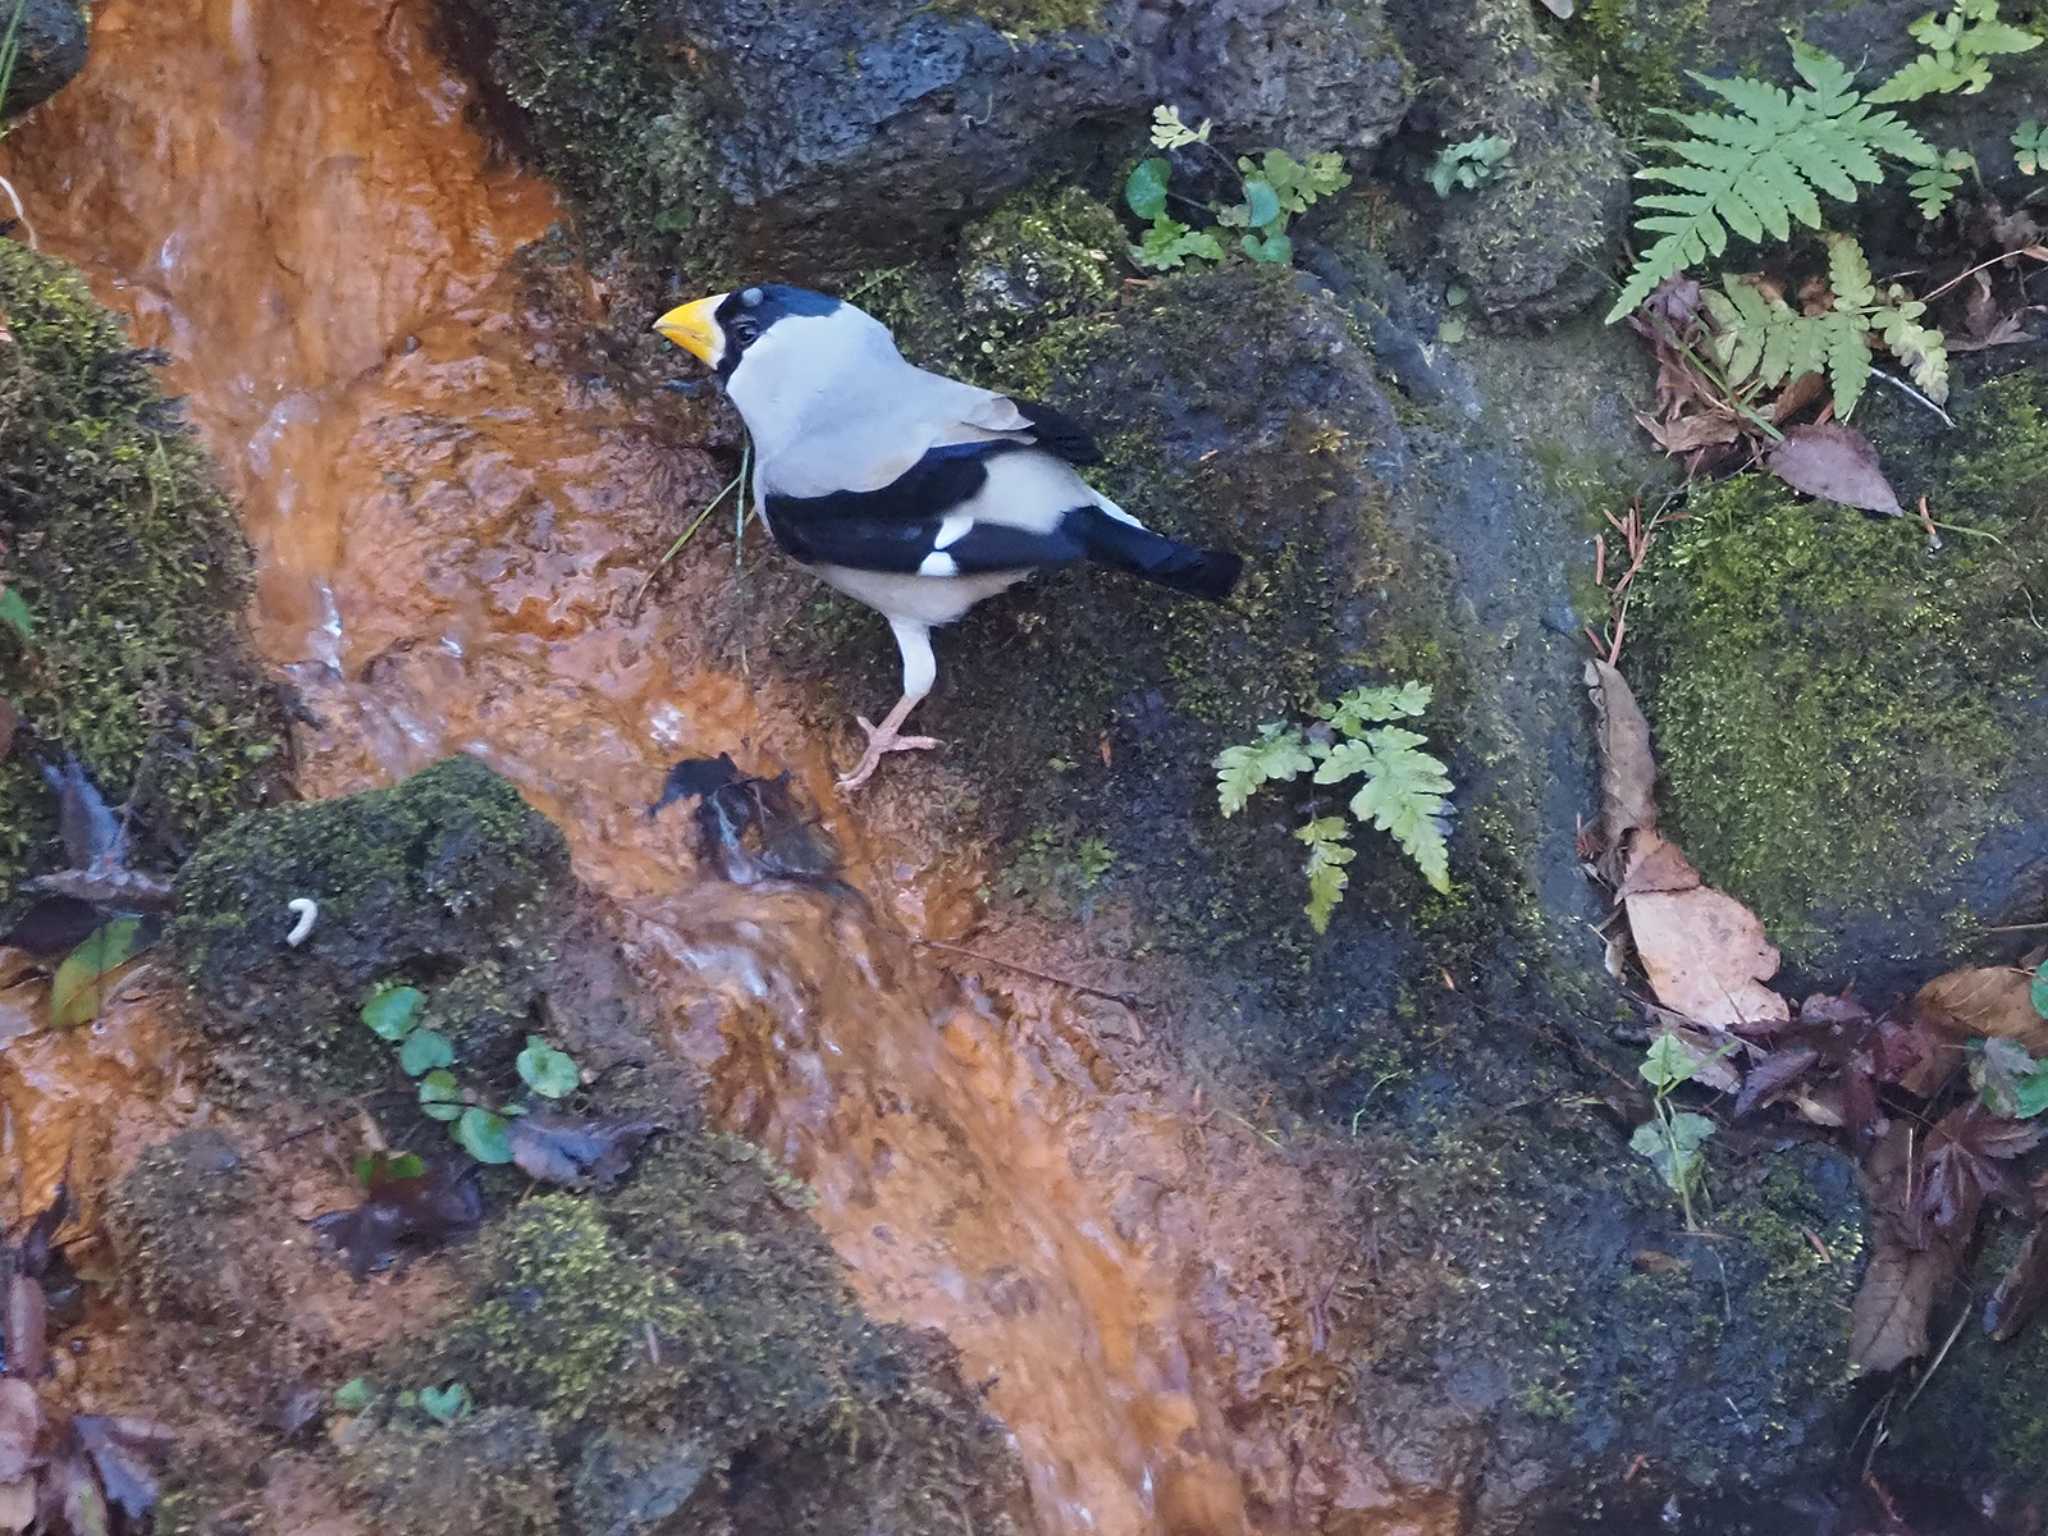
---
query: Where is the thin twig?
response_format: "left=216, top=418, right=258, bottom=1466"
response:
left=1869, top=367, right=1956, bottom=427
left=629, top=464, right=744, bottom=617
left=1921, top=246, right=2048, bottom=304
left=909, top=936, right=1147, bottom=1010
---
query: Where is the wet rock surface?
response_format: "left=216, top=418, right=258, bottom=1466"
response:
left=0, top=0, right=89, bottom=117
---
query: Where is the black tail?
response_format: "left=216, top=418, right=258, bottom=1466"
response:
left=1068, top=506, right=1243, bottom=601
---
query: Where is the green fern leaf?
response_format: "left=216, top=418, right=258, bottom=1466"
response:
left=1296, top=816, right=1355, bottom=934
left=1908, top=161, right=1962, bottom=218
left=1878, top=303, right=1950, bottom=403
left=1324, top=681, right=1432, bottom=735
left=1872, top=0, right=2040, bottom=101
left=1608, top=46, right=1934, bottom=322
left=1315, top=728, right=1453, bottom=894
left=1215, top=724, right=1315, bottom=816
left=1869, top=53, right=1965, bottom=103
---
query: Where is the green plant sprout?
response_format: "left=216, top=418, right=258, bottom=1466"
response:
left=1868, top=0, right=2040, bottom=103
left=1426, top=135, right=1511, bottom=198
left=357, top=983, right=584, bottom=1166
left=2016, top=119, right=2047, bottom=176
left=1630, top=1032, right=1726, bottom=1230
left=1125, top=104, right=1350, bottom=271
left=1215, top=680, right=1452, bottom=931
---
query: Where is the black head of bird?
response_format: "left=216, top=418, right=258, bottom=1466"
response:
left=654, top=283, right=1243, bottom=792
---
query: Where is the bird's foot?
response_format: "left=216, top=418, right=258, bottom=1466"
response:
left=836, top=715, right=941, bottom=792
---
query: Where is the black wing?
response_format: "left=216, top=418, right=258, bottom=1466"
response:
left=763, top=440, right=1087, bottom=576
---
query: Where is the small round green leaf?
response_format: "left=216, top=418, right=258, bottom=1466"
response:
left=516, top=1035, right=580, bottom=1099
left=362, top=985, right=425, bottom=1041
left=2032, top=960, right=2048, bottom=1021
left=1242, top=177, right=1281, bottom=229
left=419, top=1070, right=464, bottom=1122
left=333, top=1378, right=375, bottom=1414
left=398, top=1028, right=454, bottom=1078
left=419, top=1382, right=473, bottom=1425
left=1124, top=157, right=1171, bottom=220
left=454, top=1107, right=514, bottom=1164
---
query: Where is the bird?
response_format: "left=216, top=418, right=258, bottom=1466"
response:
left=652, top=283, right=1244, bottom=791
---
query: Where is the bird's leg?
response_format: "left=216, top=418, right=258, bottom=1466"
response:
left=837, top=619, right=940, bottom=792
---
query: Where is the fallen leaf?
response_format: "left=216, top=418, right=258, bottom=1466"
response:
left=507, top=1112, right=665, bottom=1190
left=72, top=1417, right=172, bottom=1523
left=1615, top=831, right=1698, bottom=897
left=1913, top=965, right=2048, bottom=1054
left=48, top=920, right=144, bottom=1030
left=1920, top=1104, right=2040, bottom=1238
left=4, top=1272, right=45, bottom=1381
left=1734, top=1046, right=1821, bottom=1118
left=312, top=1159, right=482, bottom=1280
left=1622, top=836, right=1790, bottom=1030
left=1768, top=370, right=1827, bottom=423
left=1986, top=1221, right=2048, bottom=1342
left=0, top=1479, right=30, bottom=1534
left=1768, top=423, right=1904, bottom=516
left=1584, top=660, right=1657, bottom=880
left=1850, top=1237, right=1949, bottom=1371
left=0, top=1381, right=40, bottom=1481
left=1635, top=409, right=1741, bottom=454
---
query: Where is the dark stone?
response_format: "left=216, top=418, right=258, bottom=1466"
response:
left=1, top=0, right=89, bottom=118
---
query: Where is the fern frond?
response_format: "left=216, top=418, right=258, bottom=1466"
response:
left=1315, top=728, right=1453, bottom=894
left=1871, top=0, right=2041, bottom=102
left=1607, top=47, right=1935, bottom=322
left=1215, top=724, right=1314, bottom=816
left=1878, top=301, right=1950, bottom=402
left=1323, top=681, right=1432, bottom=735
left=1296, top=816, right=1355, bottom=934
left=1909, top=161, right=1962, bottom=219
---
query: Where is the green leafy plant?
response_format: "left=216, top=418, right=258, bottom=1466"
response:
left=1215, top=681, right=1452, bottom=932
left=1868, top=0, right=2041, bottom=103
left=516, top=1035, right=579, bottom=1099
left=0, top=587, right=31, bottom=646
left=1630, top=1031, right=1724, bottom=1229
left=50, top=918, right=144, bottom=1029
left=2016, top=118, right=2047, bottom=175
left=1125, top=104, right=1348, bottom=271
left=418, top=1382, right=473, bottom=1426
left=1426, top=135, right=1511, bottom=197
left=1700, top=233, right=1949, bottom=417
left=1908, top=147, right=1978, bottom=219
left=332, top=1378, right=375, bottom=1415
left=1606, top=40, right=1937, bottom=321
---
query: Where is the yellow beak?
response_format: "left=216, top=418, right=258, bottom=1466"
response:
left=653, top=296, right=723, bottom=365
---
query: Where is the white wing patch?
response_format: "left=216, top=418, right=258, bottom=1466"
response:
left=917, top=551, right=960, bottom=577
left=934, top=512, right=975, bottom=549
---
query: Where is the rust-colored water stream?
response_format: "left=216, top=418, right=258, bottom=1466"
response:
left=0, top=5, right=1420, bottom=1530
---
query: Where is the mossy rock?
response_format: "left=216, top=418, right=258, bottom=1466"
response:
left=1631, top=372, right=2048, bottom=977
left=0, top=0, right=90, bottom=117
left=374, top=1135, right=1029, bottom=1535
left=0, top=239, right=288, bottom=914
left=344, top=1408, right=560, bottom=1536
left=168, top=755, right=570, bottom=1095
left=103, top=1130, right=257, bottom=1324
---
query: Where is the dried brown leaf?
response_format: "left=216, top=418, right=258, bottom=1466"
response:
left=0, top=1381, right=41, bottom=1482
left=1584, top=659, right=1657, bottom=881
left=1616, top=831, right=1699, bottom=897
left=5, top=1274, right=45, bottom=1382
left=1850, top=1237, right=1949, bottom=1372
left=1768, top=370, right=1827, bottom=423
left=1734, top=1046, right=1821, bottom=1119
left=1768, top=423, right=1904, bottom=516
left=1912, top=966, right=2048, bottom=1054
left=1986, top=1222, right=2048, bottom=1342
left=1636, top=409, right=1742, bottom=455
left=1623, top=844, right=1790, bottom=1030
left=313, top=1160, right=482, bottom=1280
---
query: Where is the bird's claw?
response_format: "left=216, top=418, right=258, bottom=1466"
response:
left=836, top=716, right=942, bottom=792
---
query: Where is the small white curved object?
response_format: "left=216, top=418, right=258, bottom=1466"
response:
left=285, top=898, right=319, bottom=947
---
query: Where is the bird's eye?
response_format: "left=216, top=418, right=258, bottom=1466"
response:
left=729, top=316, right=760, bottom=347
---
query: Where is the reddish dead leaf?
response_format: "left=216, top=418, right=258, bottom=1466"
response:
left=1921, top=1104, right=2039, bottom=1239
left=1913, top=965, right=2048, bottom=1055
left=0, top=1381, right=40, bottom=1482
left=1584, top=659, right=1658, bottom=881
left=4, top=1272, right=45, bottom=1382
left=1985, top=1221, right=2048, bottom=1342
left=313, top=1158, right=482, bottom=1280
left=1850, top=1236, right=1950, bottom=1372
left=1767, top=423, right=1904, bottom=516
left=1733, top=1046, right=1821, bottom=1119
left=1768, top=370, right=1827, bottom=424
left=506, top=1112, right=665, bottom=1190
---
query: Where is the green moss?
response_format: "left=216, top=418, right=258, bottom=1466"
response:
left=105, top=1131, right=254, bottom=1323
left=931, top=0, right=1101, bottom=37
left=451, top=0, right=722, bottom=264
left=169, top=755, right=570, bottom=1095
left=1548, top=0, right=1713, bottom=139
left=0, top=239, right=286, bottom=910
left=344, top=1408, right=559, bottom=1536
left=1631, top=374, right=2048, bottom=964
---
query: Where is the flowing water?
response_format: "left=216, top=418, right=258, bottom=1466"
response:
left=0, top=5, right=1416, bottom=1529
